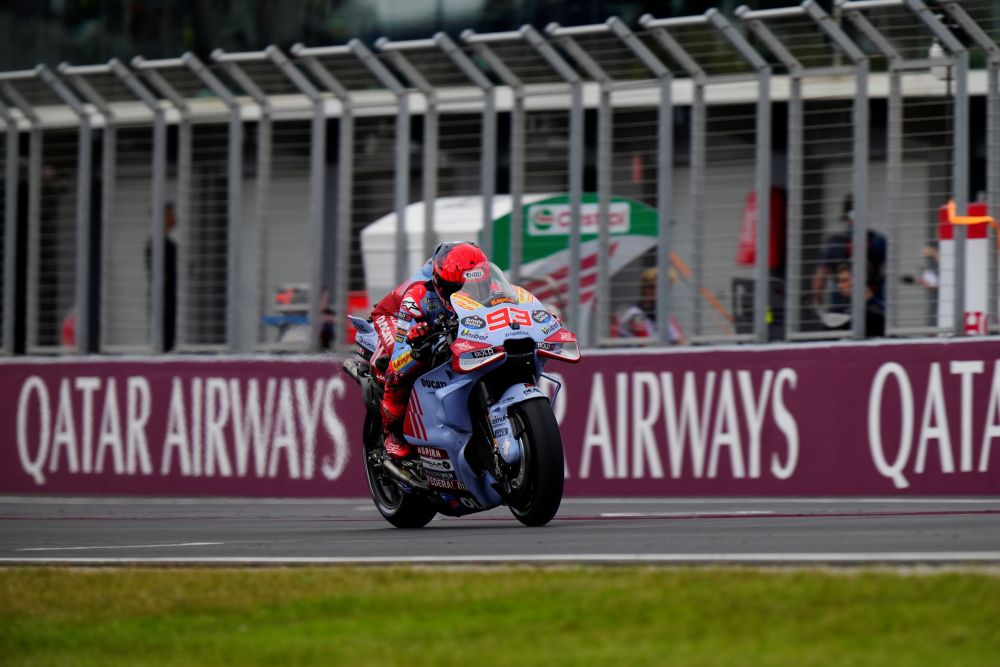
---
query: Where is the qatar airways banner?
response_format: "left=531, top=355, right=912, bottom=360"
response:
left=1, top=338, right=998, bottom=497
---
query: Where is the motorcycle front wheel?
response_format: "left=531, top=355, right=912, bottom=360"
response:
left=362, top=413, right=437, bottom=529
left=506, top=397, right=564, bottom=527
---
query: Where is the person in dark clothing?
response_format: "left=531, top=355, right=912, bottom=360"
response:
left=145, top=202, right=178, bottom=352
left=811, top=194, right=887, bottom=332
left=829, top=261, right=885, bottom=337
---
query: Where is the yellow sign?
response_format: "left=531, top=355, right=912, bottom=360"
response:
left=946, top=199, right=996, bottom=226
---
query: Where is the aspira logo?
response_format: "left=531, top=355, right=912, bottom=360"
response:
left=527, top=201, right=630, bottom=236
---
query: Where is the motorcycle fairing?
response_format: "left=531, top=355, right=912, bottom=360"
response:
left=487, top=382, right=545, bottom=467
left=405, top=362, right=503, bottom=511
left=350, top=316, right=378, bottom=354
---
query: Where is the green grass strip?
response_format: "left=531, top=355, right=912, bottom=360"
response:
left=2, top=566, right=999, bottom=666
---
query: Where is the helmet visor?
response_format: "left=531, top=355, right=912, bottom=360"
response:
left=449, top=263, right=518, bottom=309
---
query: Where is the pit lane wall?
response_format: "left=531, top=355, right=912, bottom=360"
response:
left=2, top=338, right=998, bottom=497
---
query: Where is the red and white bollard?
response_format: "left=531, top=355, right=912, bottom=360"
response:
left=937, top=202, right=991, bottom=335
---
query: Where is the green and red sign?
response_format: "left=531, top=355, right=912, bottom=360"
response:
left=489, top=193, right=660, bottom=271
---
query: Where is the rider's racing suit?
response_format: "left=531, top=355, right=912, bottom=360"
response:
left=369, top=261, right=449, bottom=447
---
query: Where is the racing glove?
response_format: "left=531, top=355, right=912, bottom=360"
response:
left=406, top=322, right=433, bottom=361
left=406, top=322, right=431, bottom=343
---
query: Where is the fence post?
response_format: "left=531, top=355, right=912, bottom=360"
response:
left=350, top=40, right=410, bottom=287
left=608, top=17, right=676, bottom=346
left=213, top=53, right=273, bottom=350
left=808, top=4, right=870, bottom=340
left=267, top=45, right=327, bottom=352
left=0, top=98, right=17, bottom=355
left=189, top=51, right=247, bottom=352
left=438, top=33, right=496, bottom=264
left=902, top=0, right=967, bottom=336
left=60, top=64, right=119, bottom=353
left=291, top=44, right=354, bottom=350
left=807, top=4, right=868, bottom=340
left=377, top=39, right=439, bottom=262
left=792, top=3, right=869, bottom=340
left=38, top=65, right=95, bottom=353
left=522, top=25, right=586, bottom=343
left=109, top=59, right=168, bottom=353
left=706, top=10, right=772, bottom=343
left=548, top=23, right=615, bottom=347
left=640, top=16, right=708, bottom=340
left=7, top=85, right=42, bottom=353
left=841, top=6, right=907, bottom=337
left=737, top=6, right=803, bottom=342
left=132, top=56, right=193, bottom=350
left=462, top=31, right=523, bottom=278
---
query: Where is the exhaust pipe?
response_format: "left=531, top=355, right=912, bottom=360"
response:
left=382, top=459, right=430, bottom=491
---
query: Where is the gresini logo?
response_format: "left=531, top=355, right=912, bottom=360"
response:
left=527, top=201, right=630, bottom=236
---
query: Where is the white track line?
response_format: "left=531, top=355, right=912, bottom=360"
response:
left=567, top=498, right=1000, bottom=505
left=3, top=552, right=1000, bottom=565
left=600, top=511, right=774, bottom=518
left=17, top=542, right=224, bottom=552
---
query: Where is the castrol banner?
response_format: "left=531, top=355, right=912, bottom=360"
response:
left=2, top=338, right=998, bottom=497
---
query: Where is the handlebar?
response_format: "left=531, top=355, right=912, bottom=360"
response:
left=418, top=313, right=457, bottom=366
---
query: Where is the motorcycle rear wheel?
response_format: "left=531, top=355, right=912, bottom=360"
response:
left=507, top=397, right=564, bottom=527
left=362, top=413, right=437, bottom=529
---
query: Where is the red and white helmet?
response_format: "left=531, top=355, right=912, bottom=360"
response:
left=431, top=241, right=489, bottom=312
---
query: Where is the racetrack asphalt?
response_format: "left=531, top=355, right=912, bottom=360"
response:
left=2, top=496, right=1000, bottom=566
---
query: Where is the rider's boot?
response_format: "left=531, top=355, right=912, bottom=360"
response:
left=382, top=422, right=413, bottom=461
left=380, top=417, right=429, bottom=490
left=381, top=393, right=413, bottom=461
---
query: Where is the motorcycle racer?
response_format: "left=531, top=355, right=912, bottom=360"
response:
left=371, top=241, right=490, bottom=460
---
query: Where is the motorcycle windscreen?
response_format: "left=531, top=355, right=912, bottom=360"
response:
left=448, top=262, right=520, bottom=312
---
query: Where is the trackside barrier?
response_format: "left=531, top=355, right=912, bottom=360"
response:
left=3, top=3, right=997, bottom=357
left=2, top=338, right=998, bottom=497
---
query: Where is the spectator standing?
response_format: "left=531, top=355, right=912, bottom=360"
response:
left=145, top=202, right=178, bottom=352
left=826, top=262, right=885, bottom=336
left=613, top=267, right=684, bottom=343
left=811, top=194, right=887, bottom=331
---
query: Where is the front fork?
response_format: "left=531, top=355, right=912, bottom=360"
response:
left=476, top=381, right=551, bottom=490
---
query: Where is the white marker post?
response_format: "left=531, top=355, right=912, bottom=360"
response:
left=938, top=202, right=992, bottom=335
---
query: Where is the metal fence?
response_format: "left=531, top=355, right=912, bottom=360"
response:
left=1, top=0, right=997, bottom=355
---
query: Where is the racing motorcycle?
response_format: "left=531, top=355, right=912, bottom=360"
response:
left=343, top=263, right=580, bottom=528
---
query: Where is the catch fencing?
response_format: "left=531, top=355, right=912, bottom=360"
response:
left=0, top=0, right=997, bottom=355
